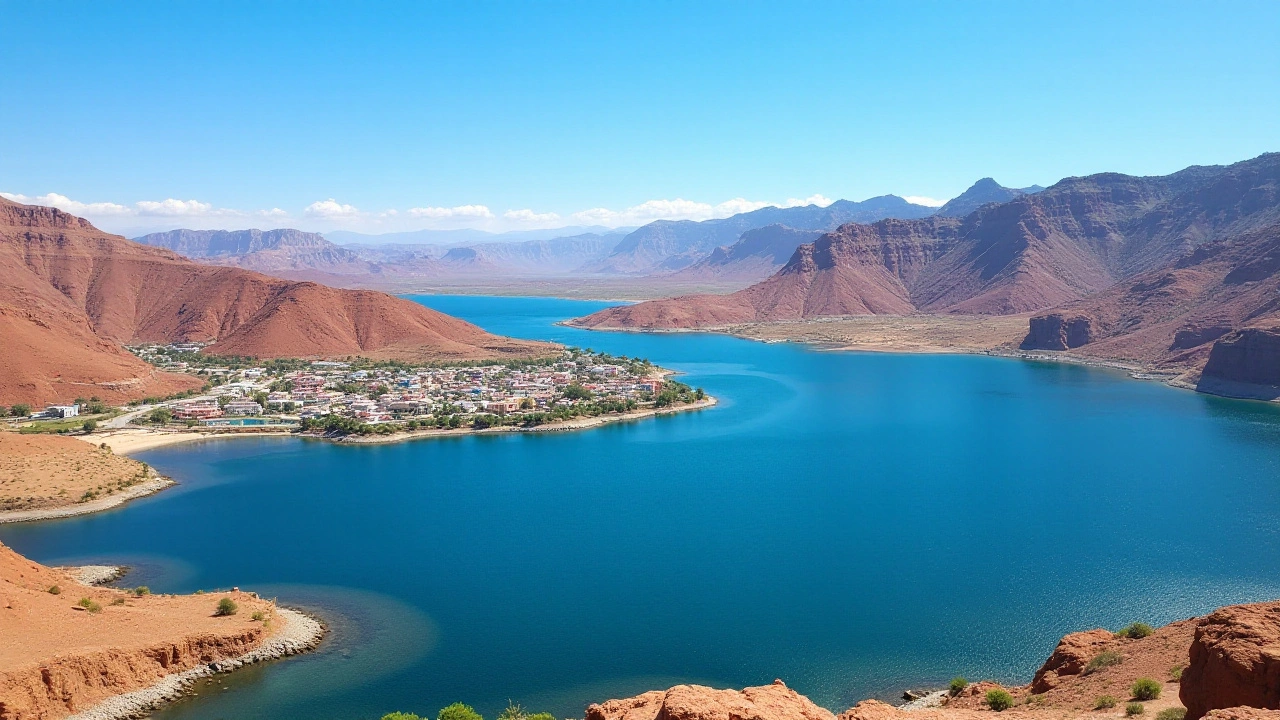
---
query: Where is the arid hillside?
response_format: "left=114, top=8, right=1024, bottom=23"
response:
left=572, top=154, right=1280, bottom=387
left=0, top=197, right=554, bottom=406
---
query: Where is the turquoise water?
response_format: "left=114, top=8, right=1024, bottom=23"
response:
left=4, top=295, right=1280, bottom=720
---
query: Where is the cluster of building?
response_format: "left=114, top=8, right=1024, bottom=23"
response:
left=151, top=351, right=668, bottom=426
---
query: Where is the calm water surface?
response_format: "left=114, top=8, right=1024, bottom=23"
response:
left=4, top=295, right=1280, bottom=720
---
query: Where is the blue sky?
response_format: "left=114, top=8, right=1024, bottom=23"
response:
left=1, top=1, right=1277, bottom=235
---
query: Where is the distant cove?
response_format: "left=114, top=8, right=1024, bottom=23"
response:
left=4, top=295, right=1280, bottom=720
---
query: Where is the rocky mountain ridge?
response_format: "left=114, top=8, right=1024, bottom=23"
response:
left=572, top=153, right=1280, bottom=397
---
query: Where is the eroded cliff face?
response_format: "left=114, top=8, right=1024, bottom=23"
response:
left=0, top=631, right=267, bottom=720
left=1199, top=328, right=1280, bottom=388
left=1181, top=602, right=1280, bottom=720
left=1021, top=314, right=1097, bottom=351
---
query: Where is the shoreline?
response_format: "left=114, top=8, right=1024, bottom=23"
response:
left=566, top=320, right=1280, bottom=403
left=0, top=472, right=175, bottom=525
left=67, top=398, right=718, bottom=455
left=64, top=606, right=326, bottom=720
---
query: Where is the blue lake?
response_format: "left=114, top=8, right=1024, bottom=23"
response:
left=4, top=295, right=1280, bottom=720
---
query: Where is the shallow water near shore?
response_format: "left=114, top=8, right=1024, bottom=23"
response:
left=5, top=295, right=1280, bottom=720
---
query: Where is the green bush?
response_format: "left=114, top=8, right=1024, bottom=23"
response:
left=133, top=586, right=150, bottom=596
left=214, top=597, right=238, bottom=616
left=1086, top=650, right=1124, bottom=673
left=1169, top=664, right=1184, bottom=681
left=1119, top=622, right=1154, bottom=639
left=563, top=383, right=592, bottom=401
left=48, top=585, right=61, bottom=595
left=148, top=408, right=172, bottom=424
left=1095, top=696, right=1118, bottom=710
left=382, top=714, right=423, bottom=720
left=11, top=404, right=31, bottom=417
left=1155, top=709, right=1186, bottom=720
left=251, top=611, right=266, bottom=621
left=82, top=419, right=98, bottom=433
left=949, top=677, right=968, bottom=696
left=438, top=703, right=483, bottom=720
left=78, top=597, right=102, bottom=613
left=986, top=689, right=1014, bottom=712
left=1126, top=703, right=1145, bottom=716
left=1131, top=678, right=1161, bottom=701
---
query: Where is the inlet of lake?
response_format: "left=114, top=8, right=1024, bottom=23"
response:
left=4, top=295, right=1280, bottom=720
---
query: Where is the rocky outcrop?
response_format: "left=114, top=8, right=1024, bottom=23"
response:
left=586, top=681, right=835, bottom=720
left=1204, top=709, right=1280, bottom=720
left=1200, top=329, right=1280, bottom=387
left=1021, top=314, right=1097, bottom=351
left=1030, top=628, right=1118, bottom=693
left=1182, top=602, right=1280, bottom=720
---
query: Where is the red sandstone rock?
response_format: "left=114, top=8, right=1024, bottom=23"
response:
left=1181, top=601, right=1280, bottom=720
left=1030, top=628, right=1118, bottom=693
left=1205, top=708, right=1280, bottom=720
left=586, top=681, right=836, bottom=720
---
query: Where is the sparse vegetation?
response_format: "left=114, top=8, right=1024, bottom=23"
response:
left=251, top=611, right=266, bottom=621
left=1096, top=695, right=1118, bottom=710
left=986, top=689, right=1014, bottom=712
left=1127, top=703, right=1145, bottom=716
left=1169, top=664, right=1184, bottom=681
left=214, top=597, right=238, bottom=616
left=1155, top=709, right=1186, bottom=720
left=497, top=703, right=528, bottom=720
left=1131, top=678, right=1161, bottom=701
left=78, top=597, right=102, bottom=613
left=111, top=597, right=126, bottom=605
left=48, top=585, right=61, bottom=595
left=383, top=714, right=423, bottom=720
left=437, top=703, right=484, bottom=720
left=1119, top=622, right=1154, bottom=639
left=82, top=419, right=97, bottom=433
left=1086, top=650, right=1124, bottom=674
left=148, top=407, right=173, bottom=424
left=949, top=677, right=968, bottom=696
left=133, top=586, right=150, bottom=596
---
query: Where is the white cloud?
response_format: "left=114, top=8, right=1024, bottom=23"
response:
left=2, top=191, right=133, bottom=216
left=571, top=197, right=785, bottom=226
left=904, top=195, right=946, bottom=207
left=784, top=194, right=834, bottom=208
left=713, top=198, right=773, bottom=215
left=135, top=198, right=215, bottom=216
left=408, top=204, right=493, bottom=219
left=304, top=198, right=361, bottom=219
left=503, top=208, right=561, bottom=223
left=256, top=207, right=290, bottom=219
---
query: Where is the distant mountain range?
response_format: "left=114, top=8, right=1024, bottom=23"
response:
left=325, top=225, right=627, bottom=246
left=136, top=228, right=372, bottom=276
left=572, top=154, right=1280, bottom=395
left=583, top=195, right=936, bottom=275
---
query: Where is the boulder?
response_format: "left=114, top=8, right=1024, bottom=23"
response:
left=1205, top=709, right=1280, bottom=720
left=1030, top=628, right=1118, bottom=693
left=1181, top=601, right=1280, bottom=719
left=586, top=681, right=836, bottom=720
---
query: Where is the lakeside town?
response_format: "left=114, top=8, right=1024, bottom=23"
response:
left=1, top=345, right=712, bottom=440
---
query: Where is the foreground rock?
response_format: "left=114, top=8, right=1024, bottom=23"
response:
left=0, top=542, right=322, bottom=720
left=586, top=681, right=835, bottom=720
left=1182, top=602, right=1280, bottom=720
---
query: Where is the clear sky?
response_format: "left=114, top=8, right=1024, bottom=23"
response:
left=1, top=1, right=1277, bottom=235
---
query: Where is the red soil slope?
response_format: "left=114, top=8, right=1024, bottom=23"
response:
left=0, top=197, right=552, bottom=405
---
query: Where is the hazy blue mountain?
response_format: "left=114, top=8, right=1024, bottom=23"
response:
left=326, top=225, right=628, bottom=246
left=584, top=195, right=935, bottom=274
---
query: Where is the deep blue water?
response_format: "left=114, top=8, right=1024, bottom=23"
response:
left=4, top=295, right=1280, bottom=720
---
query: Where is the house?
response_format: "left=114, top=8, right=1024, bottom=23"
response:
left=223, top=401, right=263, bottom=416
left=45, top=405, right=79, bottom=418
left=172, top=400, right=223, bottom=420
left=485, top=400, right=522, bottom=415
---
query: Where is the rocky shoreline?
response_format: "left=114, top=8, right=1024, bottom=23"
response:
left=0, top=472, right=174, bottom=525
left=64, top=607, right=325, bottom=720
